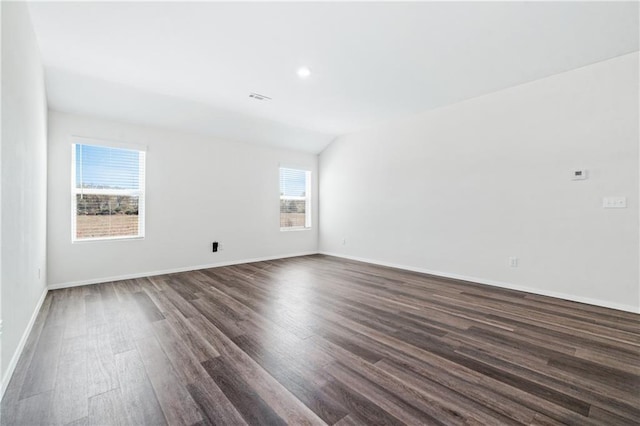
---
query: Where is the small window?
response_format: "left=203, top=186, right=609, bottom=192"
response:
left=72, top=141, right=146, bottom=241
left=280, top=167, right=311, bottom=230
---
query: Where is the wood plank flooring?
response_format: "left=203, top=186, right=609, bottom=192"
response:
left=1, top=254, right=639, bottom=425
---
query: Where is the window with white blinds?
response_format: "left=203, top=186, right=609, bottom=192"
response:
left=280, top=167, right=311, bottom=230
left=72, top=141, right=146, bottom=241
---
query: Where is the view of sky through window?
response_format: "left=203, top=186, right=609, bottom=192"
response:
left=279, top=168, right=307, bottom=196
left=75, top=144, right=140, bottom=189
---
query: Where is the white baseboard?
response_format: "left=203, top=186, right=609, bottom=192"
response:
left=48, top=251, right=319, bottom=290
left=1, top=286, right=49, bottom=400
left=320, top=251, right=640, bottom=314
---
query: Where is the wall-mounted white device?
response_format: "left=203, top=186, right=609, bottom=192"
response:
left=602, top=196, right=627, bottom=208
left=571, top=169, right=588, bottom=180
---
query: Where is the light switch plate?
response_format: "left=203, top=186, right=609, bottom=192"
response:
left=602, top=196, right=627, bottom=208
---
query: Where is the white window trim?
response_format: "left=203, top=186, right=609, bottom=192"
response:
left=72, top=135, right=147, bottom=151
left=71, top=138, right=147, bottom=242
left=279, top=168, right=312, bottom=231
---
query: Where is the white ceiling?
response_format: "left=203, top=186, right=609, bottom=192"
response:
left=28, top=1, right=639, bottom=153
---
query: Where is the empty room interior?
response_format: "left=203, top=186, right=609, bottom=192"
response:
left=1, top=1, right=639, bottom=425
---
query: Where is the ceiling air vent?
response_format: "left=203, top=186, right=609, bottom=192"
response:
left=249, top=92, right=272, bottom=101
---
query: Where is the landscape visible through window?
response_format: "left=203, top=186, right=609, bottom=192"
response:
left=280, top=168, right=310, bottom=229
left=73, top=143, right=145, bottom=240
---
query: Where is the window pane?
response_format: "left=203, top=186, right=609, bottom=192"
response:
left=279, top=168, right=307, bottom=197
left=279, top=167, right=310, bottom=229
left=75, top=194, right=139, bottom=239
left=75, top=144, right=141, bottom=190
left=280, top=199, right=306, bottom=228
left=73, top=141, right=145, bottom=241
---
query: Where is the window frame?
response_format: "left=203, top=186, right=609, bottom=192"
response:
left=279, top=167, right=312, bottom=231
left=71, top=137, right=147, bottom=242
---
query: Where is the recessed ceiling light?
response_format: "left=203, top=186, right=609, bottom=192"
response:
left=297, top=67, right=311, bottom=79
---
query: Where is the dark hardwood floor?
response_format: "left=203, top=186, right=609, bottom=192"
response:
left=1, top=254, right=639, bottom=425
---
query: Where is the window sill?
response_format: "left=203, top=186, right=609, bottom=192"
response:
left=72, top=236, right=145, bottom=243
left=280, top=227, right=312, bottom=232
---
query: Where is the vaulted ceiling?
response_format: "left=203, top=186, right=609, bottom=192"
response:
left=28, top=1, right=639, bottom=153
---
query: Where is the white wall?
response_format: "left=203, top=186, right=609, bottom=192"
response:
left=319, top=53, right=639, bottom=313
left=1, top=2, right=48, bottom=393
left=48, top=111, right=318, bottom=287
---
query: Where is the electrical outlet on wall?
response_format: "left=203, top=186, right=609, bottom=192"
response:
left=602, top=196, right=627, bottom=208
left=571, top=169, right=588, bottom=180
left=509, top=257, right=519, bottom=268
left=342, top=238, right=346, bottom=245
